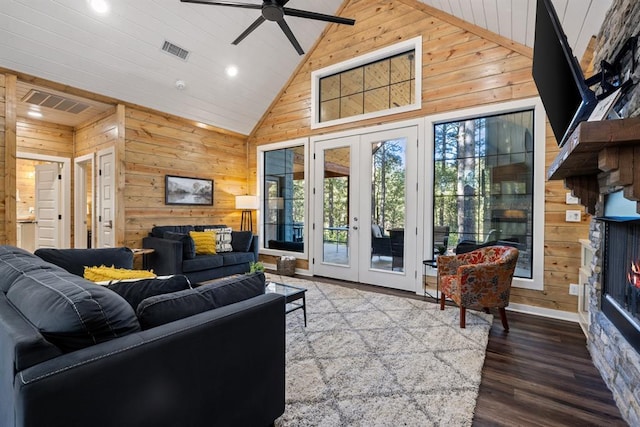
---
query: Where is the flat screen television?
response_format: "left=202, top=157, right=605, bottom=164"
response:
left=532, top=0, right=598, bottom=147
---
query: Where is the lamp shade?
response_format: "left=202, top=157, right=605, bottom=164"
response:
left=235, top=195, right=258, bottom=210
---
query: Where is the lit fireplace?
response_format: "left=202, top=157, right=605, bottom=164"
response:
left=600, top=218, right=640, bottom=353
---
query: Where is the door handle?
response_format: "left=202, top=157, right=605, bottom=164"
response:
left=104, top=220, right=113, bottom=229
left=353, top=226, right=358, bottom=230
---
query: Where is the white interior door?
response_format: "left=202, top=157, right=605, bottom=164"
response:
left=97, top=148, right=115, bottom=248
left=313, top=126, right=418, bottom=291
left=74, top=154, right=94, bottom=248
left=35, top=163, right=61, bottom=249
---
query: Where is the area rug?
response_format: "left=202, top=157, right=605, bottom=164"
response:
left=267, top=274, right=493, bottom=427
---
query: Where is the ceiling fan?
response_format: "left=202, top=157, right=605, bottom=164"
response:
left=180, top=0, right=356, bottom=55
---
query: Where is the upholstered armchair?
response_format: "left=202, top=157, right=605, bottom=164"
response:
left=437, top=245, right=519, bottom=330
left=371, top=224, right=392, bottom=258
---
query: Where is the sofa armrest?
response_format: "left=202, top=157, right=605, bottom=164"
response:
left=15, top=293, right=285, bottom=427
left=250, top=234, right=259, bottom=261
left=142, top=236, right=183, bottom=276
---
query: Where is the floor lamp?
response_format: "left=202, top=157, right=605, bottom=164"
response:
left=236, top=195, right=258, bottom=232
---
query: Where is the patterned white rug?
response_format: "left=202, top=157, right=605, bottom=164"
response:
left=268, top=274, right=493, bottom=427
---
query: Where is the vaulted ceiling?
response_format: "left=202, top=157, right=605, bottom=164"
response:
left=0, top=0, right=612, bottom=134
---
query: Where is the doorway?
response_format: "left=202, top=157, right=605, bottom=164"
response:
left=312, top=126, right=418, bottom=291
left=16, top=152, right=70, bottom=250
left=74, top=154, right=94, bottom=248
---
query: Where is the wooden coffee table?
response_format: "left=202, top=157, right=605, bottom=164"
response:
left=265, top=281, right=307, bottom=327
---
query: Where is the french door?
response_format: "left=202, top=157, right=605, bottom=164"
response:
left=312, top=126, right=418, bottom=291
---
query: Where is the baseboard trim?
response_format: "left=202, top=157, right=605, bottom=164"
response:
left=507, top=302, right=579, bottom=323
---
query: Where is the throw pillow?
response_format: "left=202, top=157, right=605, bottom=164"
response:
left=84, top=265, right=157, bottom=282
left=163, top=231, right=196, bottom=259
left=231, top=231, right=253, bottom=252
left=102, top=275, right=192, bottom=310
left=189, top=231, right=217, bottom=255
left=204, top=227, right=233, bottom=253
left=136, top=272, right=266, bottom=329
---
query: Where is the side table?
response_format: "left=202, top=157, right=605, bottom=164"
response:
left=132, top=248, right=155, bottom=270
left=423, top=259, right=439, bottom=301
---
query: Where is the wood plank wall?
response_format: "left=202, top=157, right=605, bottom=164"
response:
left=248, top=0, right=590, bottom=312
left=0, top=74, right=6, bottom=244
left=2, top=74, right=17, bottom=245
left=122, top=107, right=249, bottom=248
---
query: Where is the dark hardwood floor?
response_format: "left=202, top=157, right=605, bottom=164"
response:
left=295, top=274, right=627, bottom=426
left=474, top=311, right=626, bottom=427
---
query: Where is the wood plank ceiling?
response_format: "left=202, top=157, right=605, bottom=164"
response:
left=0, top=0, right=612, bottom=133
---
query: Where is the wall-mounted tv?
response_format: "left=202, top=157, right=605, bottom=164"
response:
left=532, top=0, right=598, bottom=147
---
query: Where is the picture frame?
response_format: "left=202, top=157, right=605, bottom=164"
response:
left=165, top=175, right=213, bottom=206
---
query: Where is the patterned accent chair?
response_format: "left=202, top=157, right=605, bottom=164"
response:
left=437, top=245, right=519, bottom=330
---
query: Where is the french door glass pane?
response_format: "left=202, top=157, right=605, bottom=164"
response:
left=370, top=138, right=406, bottom=271
left=433, top=110, right=534, bottom=278
left=323, top=147, right=350, bottom=264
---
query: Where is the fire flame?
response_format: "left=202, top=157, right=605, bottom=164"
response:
left=628, top=261, right=640, bottom=289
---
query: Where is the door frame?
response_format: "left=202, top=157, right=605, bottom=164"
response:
left=17, top=151, right=71, bottom=248
left=74, top=153, right=94, bottom=248
left=310, top=118, right=424, bottom=293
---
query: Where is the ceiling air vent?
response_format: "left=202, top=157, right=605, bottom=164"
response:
left=22, top=90, right=90, bottom=114
left=161, top=40, right=190, bottom=61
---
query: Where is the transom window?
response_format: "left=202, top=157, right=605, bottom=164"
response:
left=319, top=51, right=415, bottom=123
left=311, top=37, right=422, bottom=129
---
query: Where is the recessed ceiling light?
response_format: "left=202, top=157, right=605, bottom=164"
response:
left=27, top=111, right=42, bottom=119
left=89, top=0, right=109, bottom=14
left=226, top=65, right=239, bottom=78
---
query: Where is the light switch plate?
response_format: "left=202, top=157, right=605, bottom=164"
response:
left=566, top=210, right=581, bottom=222
left=566, top=192, right=579, bottom=204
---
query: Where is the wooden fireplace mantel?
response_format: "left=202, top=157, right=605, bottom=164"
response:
left=547, top=116, right=640, bottom=215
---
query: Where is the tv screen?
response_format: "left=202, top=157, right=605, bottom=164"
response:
left=532, top=0, right=598, bottom=147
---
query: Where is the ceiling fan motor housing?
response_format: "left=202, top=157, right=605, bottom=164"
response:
left=262, top=3, right=283, bottom=21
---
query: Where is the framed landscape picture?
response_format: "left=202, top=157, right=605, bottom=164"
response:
left=165, top=175, right=213, bottom=205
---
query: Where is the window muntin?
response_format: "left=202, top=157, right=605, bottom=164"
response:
left=433, top=110, right=534, bottom=279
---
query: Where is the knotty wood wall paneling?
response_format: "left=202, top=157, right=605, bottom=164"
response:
left=248, top=0, right=589, bottom=312
left=3, top=74, right=17, bottom=246
left=123, top=107, right=248, bottom=248
left=0, top=74, right=6, bottom=244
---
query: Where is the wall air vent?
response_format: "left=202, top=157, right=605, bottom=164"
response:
left=161, top=40, right=190, bottom=61
left=22, top=90, right=90, bottom=114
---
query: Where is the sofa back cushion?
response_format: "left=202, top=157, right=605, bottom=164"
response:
left=6, top=266, right=141, bottom=353
left=162, top=231, right=196, bottom=259
left=34, top=247, right=134, bottom=277
left=136, top=272, right=265, bottom=329
left=150, top=225, right=195, bottom=238
left=231, top=231, right=253, bottom=253
left=0, top=246, right=59, bottom=292
left=103, top=275, right=192, bottom=311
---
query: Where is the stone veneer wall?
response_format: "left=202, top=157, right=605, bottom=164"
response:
left=587, top=1, right=640, bottom=424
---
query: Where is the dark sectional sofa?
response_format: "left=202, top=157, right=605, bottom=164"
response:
left=142, top=225, right=259, bottom=283
left=0, top=246, right=285, bottom=427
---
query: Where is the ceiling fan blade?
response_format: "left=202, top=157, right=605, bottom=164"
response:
left=232, top=16, right=266, bottom=45
left=282, top=8, right=355, bottom=25
left=180, top=0, right=262, bottom=10
left=277, top=19, right=304, bottom=55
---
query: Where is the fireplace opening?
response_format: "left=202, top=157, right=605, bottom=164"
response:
left=602, top=220, right=640, bottom=353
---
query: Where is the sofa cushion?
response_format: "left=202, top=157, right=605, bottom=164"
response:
left=6, top=267, right=141, bottom=352
left=0, top=246, right=63, bottom=292
left=231, top=231, right=253, bottom=252
left=182, top=255, right=224, bottom=273
left=163, top=231, right=196, bottom=259
left=150, top=225, right=195, bottom=238
left=220, top=251, right=255, bottom=266
left=102, top=275, right=192, bottom=310
left=189, top=231, right=217, bottom=255
left=34, top=247, right=134, bottom=277
left=136, top=272, right=265, bottom=329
